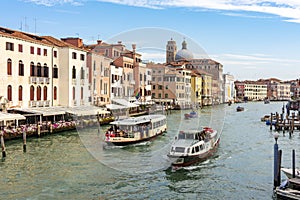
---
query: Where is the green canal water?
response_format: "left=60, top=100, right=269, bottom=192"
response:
left=1, top=101, right=300, bottom=199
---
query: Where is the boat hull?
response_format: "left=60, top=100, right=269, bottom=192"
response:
left=105, top=130, right=166, bottom=146
left=170, top=138, right=220, bottom=169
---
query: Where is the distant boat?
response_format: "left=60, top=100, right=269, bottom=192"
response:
left=167, top=127, right=220, bottom=171
left=104, top=114, right=167, bottom=146
left=236, top=106, right=244, bottom=112
left=184, top=111, right=198, bottom=119
left=264, top=98, right=270, bottom=104
left=228, top=101, right=232, bottom=106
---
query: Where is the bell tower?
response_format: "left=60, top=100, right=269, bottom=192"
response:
left=166, top=38, right=177, bottom=63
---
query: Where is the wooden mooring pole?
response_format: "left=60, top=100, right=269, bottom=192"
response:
left=270, top=113, right=273, bottom=130
left=0, top=131, right=6, bottom=159
left=23, top=130, right=26, bottom=152
left=292, top=149, right=296, bottom=178
left=274, top=137, right=279, bottom=189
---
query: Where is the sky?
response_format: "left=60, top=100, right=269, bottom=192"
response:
left=1, top=0, right=300, bottom=81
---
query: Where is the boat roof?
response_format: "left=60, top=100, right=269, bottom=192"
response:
left=173, top=138, right=204, bottom=147
left=180, top=129, right=201, bottom=133
left=110, top=114, right=166, bottom=125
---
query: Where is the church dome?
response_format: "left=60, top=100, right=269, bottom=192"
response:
left=175, top=40, right=193, bottom=61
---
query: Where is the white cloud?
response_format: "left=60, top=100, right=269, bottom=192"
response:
left=96, top=0, right=300, bottom=23
left=24, top=0, right=84, bottom=6
left=24, top=0, right=300, bottom=23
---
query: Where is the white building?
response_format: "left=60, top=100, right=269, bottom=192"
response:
left=0, top=27, right=55, bottom=109
left=0, top=27, right=91, bottom=109
left=223, top=73, right=235, bottom=103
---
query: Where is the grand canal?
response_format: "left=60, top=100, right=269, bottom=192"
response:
left=1, top=101, right=300, bottom=199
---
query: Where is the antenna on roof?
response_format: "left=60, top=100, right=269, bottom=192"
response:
left=34, top=17, right=37, bottom=34
left=19, top=21, right=22, bottom=31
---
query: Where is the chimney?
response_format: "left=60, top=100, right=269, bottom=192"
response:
left=97, top=40, right=102, bottom=45
left=118, top=41, right=122, bottom=44
left=132, top=44, right=136, bottom=53
left=61, top=37, right=83, bottom=48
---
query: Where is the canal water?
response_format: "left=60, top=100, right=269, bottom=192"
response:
left=1, top=101, right=300, bottom=199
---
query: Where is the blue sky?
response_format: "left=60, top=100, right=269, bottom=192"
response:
left=1, top=0, right=300, bottom=80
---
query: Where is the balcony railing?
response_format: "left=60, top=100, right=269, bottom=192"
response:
left=29, top=77, right=37, bottom=84
left=29, top=101, right=37, bottom=107
left=73, top=100, right=77, bottom=106
left=72, top=79, right=77, bottom=85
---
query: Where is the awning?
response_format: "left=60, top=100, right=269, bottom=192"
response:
left=65, top=106, right=110, bottom=116
left=0, top=113, right=26, bottom=121
left=106, top=104, right=127, bottom=110
left=9, top=107, right=66, bottom=116
left=112, top=99, right=138, bottom=108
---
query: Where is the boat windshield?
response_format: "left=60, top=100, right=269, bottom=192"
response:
left=178, top=132, right=194, bottom=139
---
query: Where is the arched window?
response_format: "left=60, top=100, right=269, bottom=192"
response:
left=19, top=60, right=24, bottom=76
left=43, top=86, right=47, bottom=100
left=72, top=87, right=75, bottom=100
left=37, top=63, right=42, bottom=77
left=37, top=86, right=41, bottom=101
left=30, top=62, right=35, bottom=76
left=7, top=59, right=12, bottom=75
left=43, top=63, right=49, bottom=77
left=81, top=87, right=83, bottom=100
left=7, top=85, right=12, bottom=101
left=53, top=86, right=57, bottom=100
left=18, top=85, right=23, bottom=101
left=72, top=66, right=76, bottom=79
left=30, top=85, right=34, bottom=100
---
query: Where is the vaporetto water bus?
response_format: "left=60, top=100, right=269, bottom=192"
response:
left=104, top=114, right=167, bottom=146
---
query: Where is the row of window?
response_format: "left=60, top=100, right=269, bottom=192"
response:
left=72, top=52, right=85, bottom=61
left=6, top=59, right=58, bottom=78
left=6, top=85, right=57, bottom=101
left=6, top=42, right=85, bottom=61
left=7, top=85, right=85, bottom=102
left=152, top=93, right=169, bottom=98
left=6, top=42, right=58, bottom=57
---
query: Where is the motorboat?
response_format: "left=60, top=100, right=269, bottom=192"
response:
left=104, top=114, right=167, bottom=146
left=236, top=106, right=244, bottom=112
left=184, top=111, right=198, bottom=119
left=168, top=127, right=220, bottom=170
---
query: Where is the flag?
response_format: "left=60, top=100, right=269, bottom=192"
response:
left=135, top=91, right=140, bottom=100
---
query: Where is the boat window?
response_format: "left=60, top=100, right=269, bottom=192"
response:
left=186, top=133, right=194, bottom=139
left=192, top=147, right=195, bottom=153
left=175, top=147, right=185, bottom=153
left=200, top=145, right=204, bottom=150
left=195, top=146, right=200, bottom=152
left=178, top=132, right=185, bottom=139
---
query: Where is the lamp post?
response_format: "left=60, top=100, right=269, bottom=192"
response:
left=273, top=132, right=279, bottom=189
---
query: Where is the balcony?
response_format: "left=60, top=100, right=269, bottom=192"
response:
left=80, top=79, right=85, bottom=85
left=112, top=80, right=122, bottom=88
left=45, top=100, right=50, bottom=107
left=45, top=78, right=50, bottom=84
left=29, top=101, right=37, bottom=107
left=73, top=100, right=77, bottom=106
left=29, top=77, right=37, bottom=84
left=37, top=101, right=44, bottom=107
left=80, top=100, right=84, bottom=106
left=130, top=80, right=135, bottom=85
left=39, top=77, right=45, bottom=84
left=72, top=79, right=77, bottom=85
